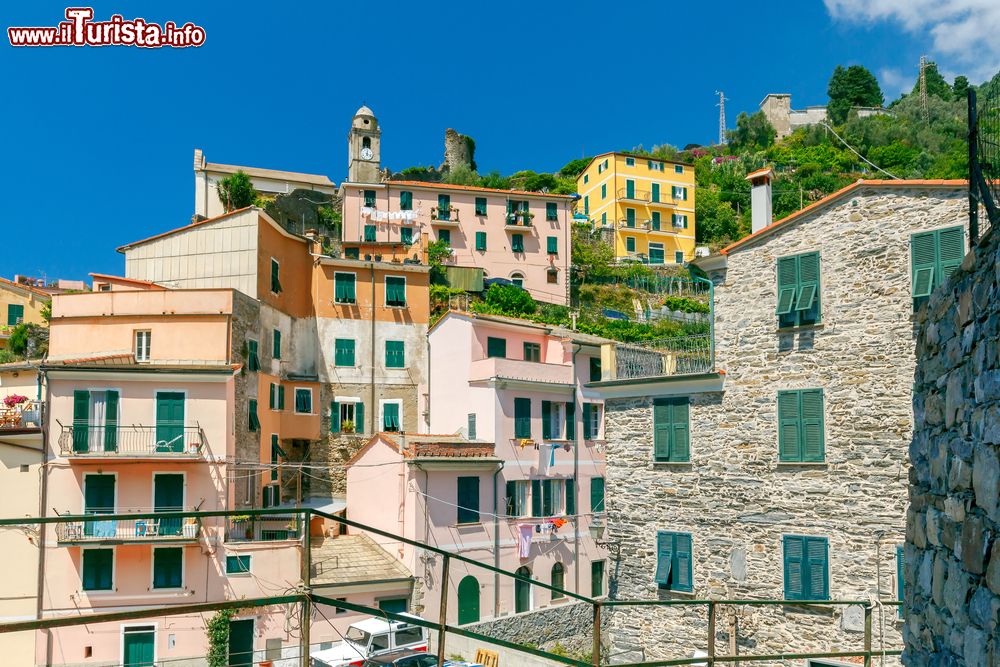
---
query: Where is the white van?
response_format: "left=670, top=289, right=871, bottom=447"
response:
left=311, top=615, right=428, bottom=667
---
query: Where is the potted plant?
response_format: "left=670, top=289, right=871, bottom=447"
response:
left=3, top=394, right=28, bottom=409
left=341, top=419, right=355, bottom=434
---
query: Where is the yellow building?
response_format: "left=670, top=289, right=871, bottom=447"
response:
left=0, top=278, right=50, bottom=350
left=575, top=152, right=696, bottom=264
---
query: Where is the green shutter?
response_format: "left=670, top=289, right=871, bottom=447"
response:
left=655, top=531, right=673, bottom=585
left=505, top=481, right=517, bottom=516
left=565, top=401, right=575, bottom=440
left=651, top=211, right=661, bottom=230
left=800, top=389, right=825, bottom=462
left=938, top=226, right=964, bottom=283
left=438, top=194, right=451, bottom=220
left=514, top=397, right=531, bottom=439
left=226, top=555, right=251, bottom=574
left=591, top=560, right=604, bottom=597
left=487, top=337, right=507, bottom=358
left=400, top=191, right=413, bottom=210
left=626, top=180, right=635, bottom=198
left=651, top=183, right=660, bottom=202
left=565, top=478, right=576, bottom=516
left=475, top=197, right=487, bottom=215
left=783, top=536, right=805, bottom=600
left=897, top=546, right=904, bottom=604
left=582, top=403, right=593, bottom=440
left=653, top=400, right=670, bottom=461
left=584, top=196, right=589, bottom=215
left=777, top=391, right=801, bottom=462
left=674, top=533, right=693, bottom=592
left=355, top=402, right=365, bottom=434
left=247, top=340, right=260, bottom=372
left=364, top=224, right=376, bottom=242
left=626, top=209, right=635, bottom=226
left=547, top=236, right=558, bottom=254
left=335, top=339, right=355, bottom=366
left=386, top=340, right=405, bottom=368
left=295, top=389, right=311, bottom=414
left=795, top=253, right=820, bottom=311
left=653, top=399, right=689, bottom=462
left=541, top=479, right=554, bottom=516
left=82, top=548, right=113, bottom=591
left=153, top=547, right=183, bottom=589
left=541, top=401, right=552, bottom=440
left=475, top=231, right=487, bottom=251
left=248, top=399, right=260, bottom=432
left=7, top=304, right=24, bottom=326
left=330, top=401, right=340, bottom=433
left=155, top=392, right=185, bottom=452
left=591, top=477, right=605, bottom=513
left=776, top=257, right=798, bottom=315
left=467, top=413, right=477, bottom=440
left=270, top=259, right=281, bottom=293
left=273, top=330, right=281, bottom=359
left=457, top=476, right=480, bottom=523
left=401, top=226, right=413, bottom=245
left=669, top=400, right=690, bottom=462
left=511, top=234, right=524, bottom=253
left=364, top=190, right=376, bottom=207
left=806, top=537, right=829, bottom=599
left=103, top=390, right=118, bottom=452
left=546, top=202, right=557, bottom=220
left=531, top=479, right=542, bottom=517
left=277, top=386, right=285, bottom=411
left=269, top=383, right=275, bottom=409
left=383, top=402, right=400, bottom=431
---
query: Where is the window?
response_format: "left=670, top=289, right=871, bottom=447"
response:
left=135, top=330, right=151, bottom=362
left=601, top=184, right=607, bottom=199
left=262, top=483, right=279, bottom=507
left=344, top=247, right=359, bottom=260
left=153, top=547, right=183, bottom=589
left=654, top=398, right=690, bottom=463
left=505, top=480, right=529, bottom=517
left=514, top=567, right=532, bottom=613
left=511, top=233, right=524, bottom=253
left=672, top=186, right=688, bottom=201
left=486, top=336, right=506, bottom=358
left=626, top=179, right=636, bottom=199
left=268, top=383, right=286, bottom=411
left=655, top=531, right=693, bottom=592
left=334, top=273, right=356, bottom=304
left=333, top=598, right=348, bottom=616
left=651, top=212, right=661, bottom=230
left=467, top=413, right=477, bottom=440
left=583, top=196, right=589, bottom=215
left=597, top=162, right=604, bottom=174
left=334, top=339, right=355, bottom=367
left=911, top=226, right=964, bottom=300
left=589, top=357, right=601, bottom=382
left=626, top=237, right=636, bottom=253
left=474, top=231, right=487, bottom=251
left=246, top=339, right=260, bottom=371
left=6, top=303, right=24, bottom=326
left=294, top=388, right=312, bottom=414
left=385, top=340, right=405, bottom=368
left=511, top=273, right=524, bottom=287
left=547, top=269, right=558, bottom=284
left=783, top=535, right=829, bottom=600
left=380, top=598, right=410, bottom=615
left=626, top=209, right=636, bottom=227
left=583, top=403, right=601, bottom=439
left=776, top=252, right=821, bottom=328
left=270, top=258, right=282, bottom=293
left=541, top=400, right=565, bottom=440
left=438, top=228, right=451, bottom=245
left=583, top=174, right=589, bottom=184
left=591, top=560, right=605, bottom=597
left=514, top=397, right=531, bottom=439
left=550, top=563, right=565, bottom=600
left=590, top=477, right=605, bottom=512
left=547, top=236, right=558, bottom=254
left=675, top=164, right=684, bottom=174
left=532, top=478, right=563, bottom=517
left=601, top=212, right=607, bottom=225
left=401, top=226, right=413, bottom=245
left=777, top=389, right=825, bottom=462
left=475, top=197, right=488, bottom=215
left=672, top=213, right=687, bottom=228
left=437, top=194, right=451, bottom=220
left=649, top=244, right=665, bottom=265
left=364, top=224, right=377, bottom=242
left=457, top=476, right=480, bottom=524
left=270, top=434, right=281, bottom=481
left=393, top=625, right=423, bottom=648
left=565, top=477, right=576, bottom=516
left=382, top=401, right=401, bottom=432
left=82, top=548, right=113, bottom=591
left=523, top=342, right=541, bottom=363
left=625, top=157, right=635, bottom=166
left=226, top=555, right=251, bottom=575
left=400, top=191, right=413, bottom=210
left=364, top=190, right=376, bottom=207
left=272, top=329, right=281, bottom=360
left=371, top=634, right=390, bottom=652
left=675, top=251, right=685, bottom=264
left=546, top=203, right=558, bottom=221
left=248, top=399, right=260, bottom=432
left=330, top=400, right=363, bottom=434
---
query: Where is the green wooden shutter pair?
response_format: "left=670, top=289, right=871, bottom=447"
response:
left=270, top=259, right=281, bottom=293
left=364, top=190, right=376, bottom=207
left=386, top=277, right=406, bottom=306
left=335, top=339, right=355, bottom=366
left=248, top=399, right=260, bottom=432
left=651, top=183, right=660, bottom=203
left=457, top=476, right=480, bottom=523
left=329, top=401, right=340, bottom=434
left=487, top=337, right=507, bottom=358
left=155, top=392, right=185, bottom=453
left=401, top=226, right=413, bottom=245
left=541, top=401, right=553, bottom=440
left=475, top=231, right=487, bottom=251
left=654, top=531, right=692, bottom=592
left=355, top=402, right=365, bottom=434
left=102, top=391, right=119, bottom=452
left=511, top=234, right=524, bottom=253
left=590, top=477, right=605, bottom=512
left=153, top=547, right=183, bottom=589
left=546, top=203, right=557, bottom=221
left=335, top=274, right=356, bottom=303
left=269, top=383, right=276, bottom=409
left=547, top=236, right=558, bottom=254
left=584, top=196, right=589, bottom=215
left=531, top=479, right=542, bottom=517
left=82, top=548, right=113, bottom=590
left=776, top=253, right=821, bottom=324
left=911, top=226, right=965, bottom=298
left=294, top=389, right=311, bottom=414
left=540, top=479, right=555, bottom=516
left=7, top=304, right=24, bottom=326
left=273, top=330, right=281, bottom=360
left=783, top=535, right=829, bottom=600
left=364, top=225, right=377, bottom=242
left=653, top=398, right=690, bottom=462
left=438, top=194, right=451, bottom=220
left=514, top=397, right=531, bottom=439
left=385, top=341, right=405, bottom=368
left=655, top=531, right=673, bottom=586
left=565, top=402, right=575, bottom=440
left=565, top=478, right=576, bottom=516
left=383, top=402, right=400, bottom=431
left=399, top=191, right=413, bottom=210
left=247, top=340, right=260, bottom=372
left=777, top=389, right=825, bottom=462
left=475, top=197, right=488, bottom=215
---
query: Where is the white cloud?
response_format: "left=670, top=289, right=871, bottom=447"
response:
left=878, top=67, right=915, bottom=96
left=825, top=0, right=1000, bottom=82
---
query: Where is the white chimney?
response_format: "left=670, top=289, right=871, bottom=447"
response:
left=745, top=167, right=774, bottom=234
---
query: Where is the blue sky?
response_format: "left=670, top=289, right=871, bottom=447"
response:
left=0, top=1, right=989, bottom=281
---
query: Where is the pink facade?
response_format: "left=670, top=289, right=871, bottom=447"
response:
left=341, top=182, right=574, bottom=304
left=347, top=312, right=609, bottom=625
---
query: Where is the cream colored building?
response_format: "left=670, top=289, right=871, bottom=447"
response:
left=0, top=278, right=50, bottom=351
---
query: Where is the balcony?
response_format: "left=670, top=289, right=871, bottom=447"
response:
left=617, top=187, right=650, bottom=203
left=56, top=511, right=202, bottom=545
left=603, top=335, right=713, bottom=381
left=617, top=218, right=651, bottom=231
left=504, top=212, right=534, bottom=229
left=0, top=399, right=42, bottom=431
left=59, top=424, right=205, bottom=459
left=226, top=514, right=303, bottom=542
left=431, top=207, right=460, bottom=224
left=469, top=357, right=573, bottom=387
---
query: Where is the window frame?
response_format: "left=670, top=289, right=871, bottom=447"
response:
left=782, top=534, right=830, bottom=601
left=545, top=202, right=558, bottom=221
left=151, top=546, right=184, bottom=590
left=270, top=258, right=282, bottom=294
left=334, top=338, right=356, bottom=367
left=511, top=233, right=525, bottom=253
left=246, top=339, right=260, bottom=372
left=653, top=397, right=690, bottom=463
left=399, top=191, right=413, bottom=211
left=456, top=476, right=481, bottom=525
left=655, top=530, right=693, bottom=593
left=226, top=554, right=252, bottom=576
left=134, top=330, right=152, bottom=363
left=380, top=399, right=402, bottom=432
left=475, top=197, right=488, bottom=216
left=486, top=336, right=507, bottom=359
left=513, top=397, right=531, bottom=439
left=777, top=389, right=825, bottom=463
left=776, top=251, right=822, bottom=328
left=546, top=236, right=558, bottom=254
left=334, top=272, right=357, bottom=305
left=385, top=340, right=406, bottom=369
left=81, top=546, right=115, bottom=592
left=385, top=276, right=407, bottom=308
left=475, top=231, right=487, bottom=251
left=293, top=388, right=313, bottom=415
left=522, top=342, right=541, bottom=363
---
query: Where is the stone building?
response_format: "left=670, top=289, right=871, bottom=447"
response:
left=904, top=222, right=1000, bottom=667
left=595, top=178, right=968, bottom=662
left=759, top=93, right=885, bottom=140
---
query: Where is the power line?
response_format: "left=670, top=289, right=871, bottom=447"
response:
left=819, top=123, right=900, bottom=179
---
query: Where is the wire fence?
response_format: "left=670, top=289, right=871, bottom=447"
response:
left=969, top=87, right=1000, bottom=243
left=613, top=335, right=714, bottom=379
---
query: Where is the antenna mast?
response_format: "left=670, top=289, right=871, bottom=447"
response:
left=715, top=90, right=728, bottom=145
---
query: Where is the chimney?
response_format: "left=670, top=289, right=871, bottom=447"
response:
left=745, top=167, right=774, bottom=234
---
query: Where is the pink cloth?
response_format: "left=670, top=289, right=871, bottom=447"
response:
left=518, top=524, right=533, bottom=558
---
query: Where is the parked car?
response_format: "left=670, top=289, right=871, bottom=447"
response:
left=362, top=652, right=483, bottom=667
left=310, top=615, right=428, bottom=667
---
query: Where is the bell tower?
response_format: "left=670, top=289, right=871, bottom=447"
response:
left=347, top=105, right=381, bottom=183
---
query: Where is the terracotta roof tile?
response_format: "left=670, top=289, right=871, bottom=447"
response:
left=88, top=273, right=167, bottom=290
left=379, top=180, right=576, bottom=199
left=0, top=277, right=53, bottom=300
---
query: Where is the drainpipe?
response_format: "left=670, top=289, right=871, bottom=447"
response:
left=492, top=460, right=504, bottom=618
left=570, top=344, right=581, bottom=597
left=37, top=367, right=51, bottom=666
left=370, top=262, right=376, bottom=434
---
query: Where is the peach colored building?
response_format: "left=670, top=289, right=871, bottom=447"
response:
left=347, top=312, right=609, bottom=625
left=340, top=182, right=574, bottom=305
left=0, top=277, right=50, bottom=350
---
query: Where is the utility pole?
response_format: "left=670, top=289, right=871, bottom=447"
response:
left=715, top=91, right=728, bottom=145
left=919, top=56, right=930, bottom=123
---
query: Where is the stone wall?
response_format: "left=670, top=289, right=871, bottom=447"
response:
left=231, top=290, right=263, bottom=507
left=904, top=224, right=1000, bottom=667
left=603, top=186, right=968, bottom=662
left=463, top=601, right=606, bottom=659
left=442, top=128, right=475, bottom=172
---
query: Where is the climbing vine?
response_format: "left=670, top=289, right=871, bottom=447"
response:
left=206, top=608, right=234, bottom=667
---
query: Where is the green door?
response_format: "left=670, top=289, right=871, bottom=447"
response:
left=457, top=576, right=480, bottom=625
left=514, top=567, right=531, bottom=613
left=84, top=474, right=115, bottom=538
left=154, top=474, right=184, bottom=537
left=155, top=392, right=185, bottom=452
left=228, top=618, right=254, bottom=667
left=626, top=180, right=635, bottom=199
left=122, top=626, right=155, bottom=666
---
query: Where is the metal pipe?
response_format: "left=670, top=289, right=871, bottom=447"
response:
left=492, top=460, right=504, bottom=618
left=969, top=88, right=980, bottom=244
left=707, top=601, right=716, bottom=667
left=864, top=605, right=872, bottom=667
left=436, top=554, right=450, bottom=665
left=592, top=601, right=601, bottom=666
left=301, top=509, right=312, bottom=667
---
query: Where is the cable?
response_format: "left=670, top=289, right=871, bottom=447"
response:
left=819, top=123, right=900, bottom=179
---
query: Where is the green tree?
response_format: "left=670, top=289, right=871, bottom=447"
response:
left=216, top=170, right=258, bottom=212
left=694, top=188, right=739, bottom=244
left=827, top=65, right=884, bottom=124
left=477, top=283, right=537, bottom=317
left=726, top=111, right=776, bottom=151
left=442, top=163, right=480, bottom=186
left=911, top=61, right=952, bottom=101
left=558, top=157, right=592, bottom=178
left=952, top=75, right=971, bottom=101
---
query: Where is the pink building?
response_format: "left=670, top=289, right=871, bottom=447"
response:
left=340, top=182, right=575, bottom=304
left=347, top=312, right=609, bottom=625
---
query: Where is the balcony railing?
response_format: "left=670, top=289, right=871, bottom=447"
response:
left=617, top=187, right=650, bottom=202
left=617, top=218, right=651, bottom=231
left=431, top=207, right=459, bottom=223
left=0, top=399, right=42, bottom=430
left=226, top=514, right=303, bottom=542
left=56, top=510, right=201, bottom=544
left=59, top=424, right=205, bottom=458
left=608, top=334, right=714, bottom=380
left=504, top=212, right=533, bottom=228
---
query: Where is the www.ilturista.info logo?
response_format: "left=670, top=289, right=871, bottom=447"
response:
left=8, top=8, right=205, bottom=48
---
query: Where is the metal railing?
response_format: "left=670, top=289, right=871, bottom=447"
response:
left=55, top=510, right=201, bottom=543
left=505, top=212, right=533, bottom=227
left=969, top=88, right=1000, bottom=243
left=58, top=424, right=204, bottom=457
left=612, top=334, right=714, bottom=379
left=431, top=207, right=459, bottom=222
left=0, top=508, right=903, bottom=667
left=0, top=399, right=42, bottom=430
left=618, top=218, right=651, bottom=231
left=617, top=188, right=649, bottom=202
left=226, top=514, right=303, bottom=542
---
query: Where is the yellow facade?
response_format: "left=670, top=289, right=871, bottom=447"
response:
left=0, top=280, right=50, bottom=350
left=575, top=152, right=696, bottom=264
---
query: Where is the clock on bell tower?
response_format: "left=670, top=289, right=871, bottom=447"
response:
left=348, top=105, right=381, bottom=184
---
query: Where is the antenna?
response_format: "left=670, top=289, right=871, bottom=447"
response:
left=919, top=56, right=929, bottom=122
left=715, top=91, right=728, bottom=145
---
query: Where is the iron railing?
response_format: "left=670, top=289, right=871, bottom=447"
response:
left=0, top=399, right=42, bottom=430
left=969, top=88, right=1000, bottom=243
left=58, top=424, right=204, bottom=457
left=612, top=334, right=713, bottom=379
left=505, top=212, right=533, bottom=227
left=55, top=510, right=201, bottom=544
left=431, top=207, right=459, bottom=223
left=226, top=514, right=303, bottom=542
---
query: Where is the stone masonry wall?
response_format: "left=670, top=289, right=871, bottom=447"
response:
left=463, top=601, right=608, bottom=659
left=904, top=224, right=1000, bottom=667
left=605, top=186, right=968, bottom=662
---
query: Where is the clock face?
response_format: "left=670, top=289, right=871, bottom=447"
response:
left=360, top=147, right=373, bottom=160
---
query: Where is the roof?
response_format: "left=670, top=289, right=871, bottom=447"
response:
left=722, top=179, right=968, bottom=255
left=88, top=273, right=167, bottom=290
left=359, top=180, right=576, bottom=200
left=745, top=167, right=773, bottom=180
left=42, top=354, right=239, bottom=373
left=310, top=534, right=412, bottom=587
left=346, top=432, right=498, bottom=466
left=354, top=105, right=375, bottom=118
left=0, top=277, right=52, bottom=300
left=316, top=255, right=431, bottom=273
left=117, top=206, right=306, bottom=253
left=578, top=151, right=692, bottom=178
left=198, top=161, right=334, bottom=188
left=0, top=359, right=43, bottom=372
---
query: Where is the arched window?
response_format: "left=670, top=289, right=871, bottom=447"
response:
left=514, top=566, right=531, bottom=613
left=362, top=137, right=371, bottom=149
left=510, top=273, right=525, bottom=288
left=550, top=563, right=565, bottom=600
left=457, top=576, right=480, bottom=625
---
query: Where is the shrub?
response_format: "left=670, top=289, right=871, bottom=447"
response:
left=474, top=284, right=537, bottom=317
left=216, top=170, right=257, bottom=212
left=206, top=609, right=234, bottom=667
